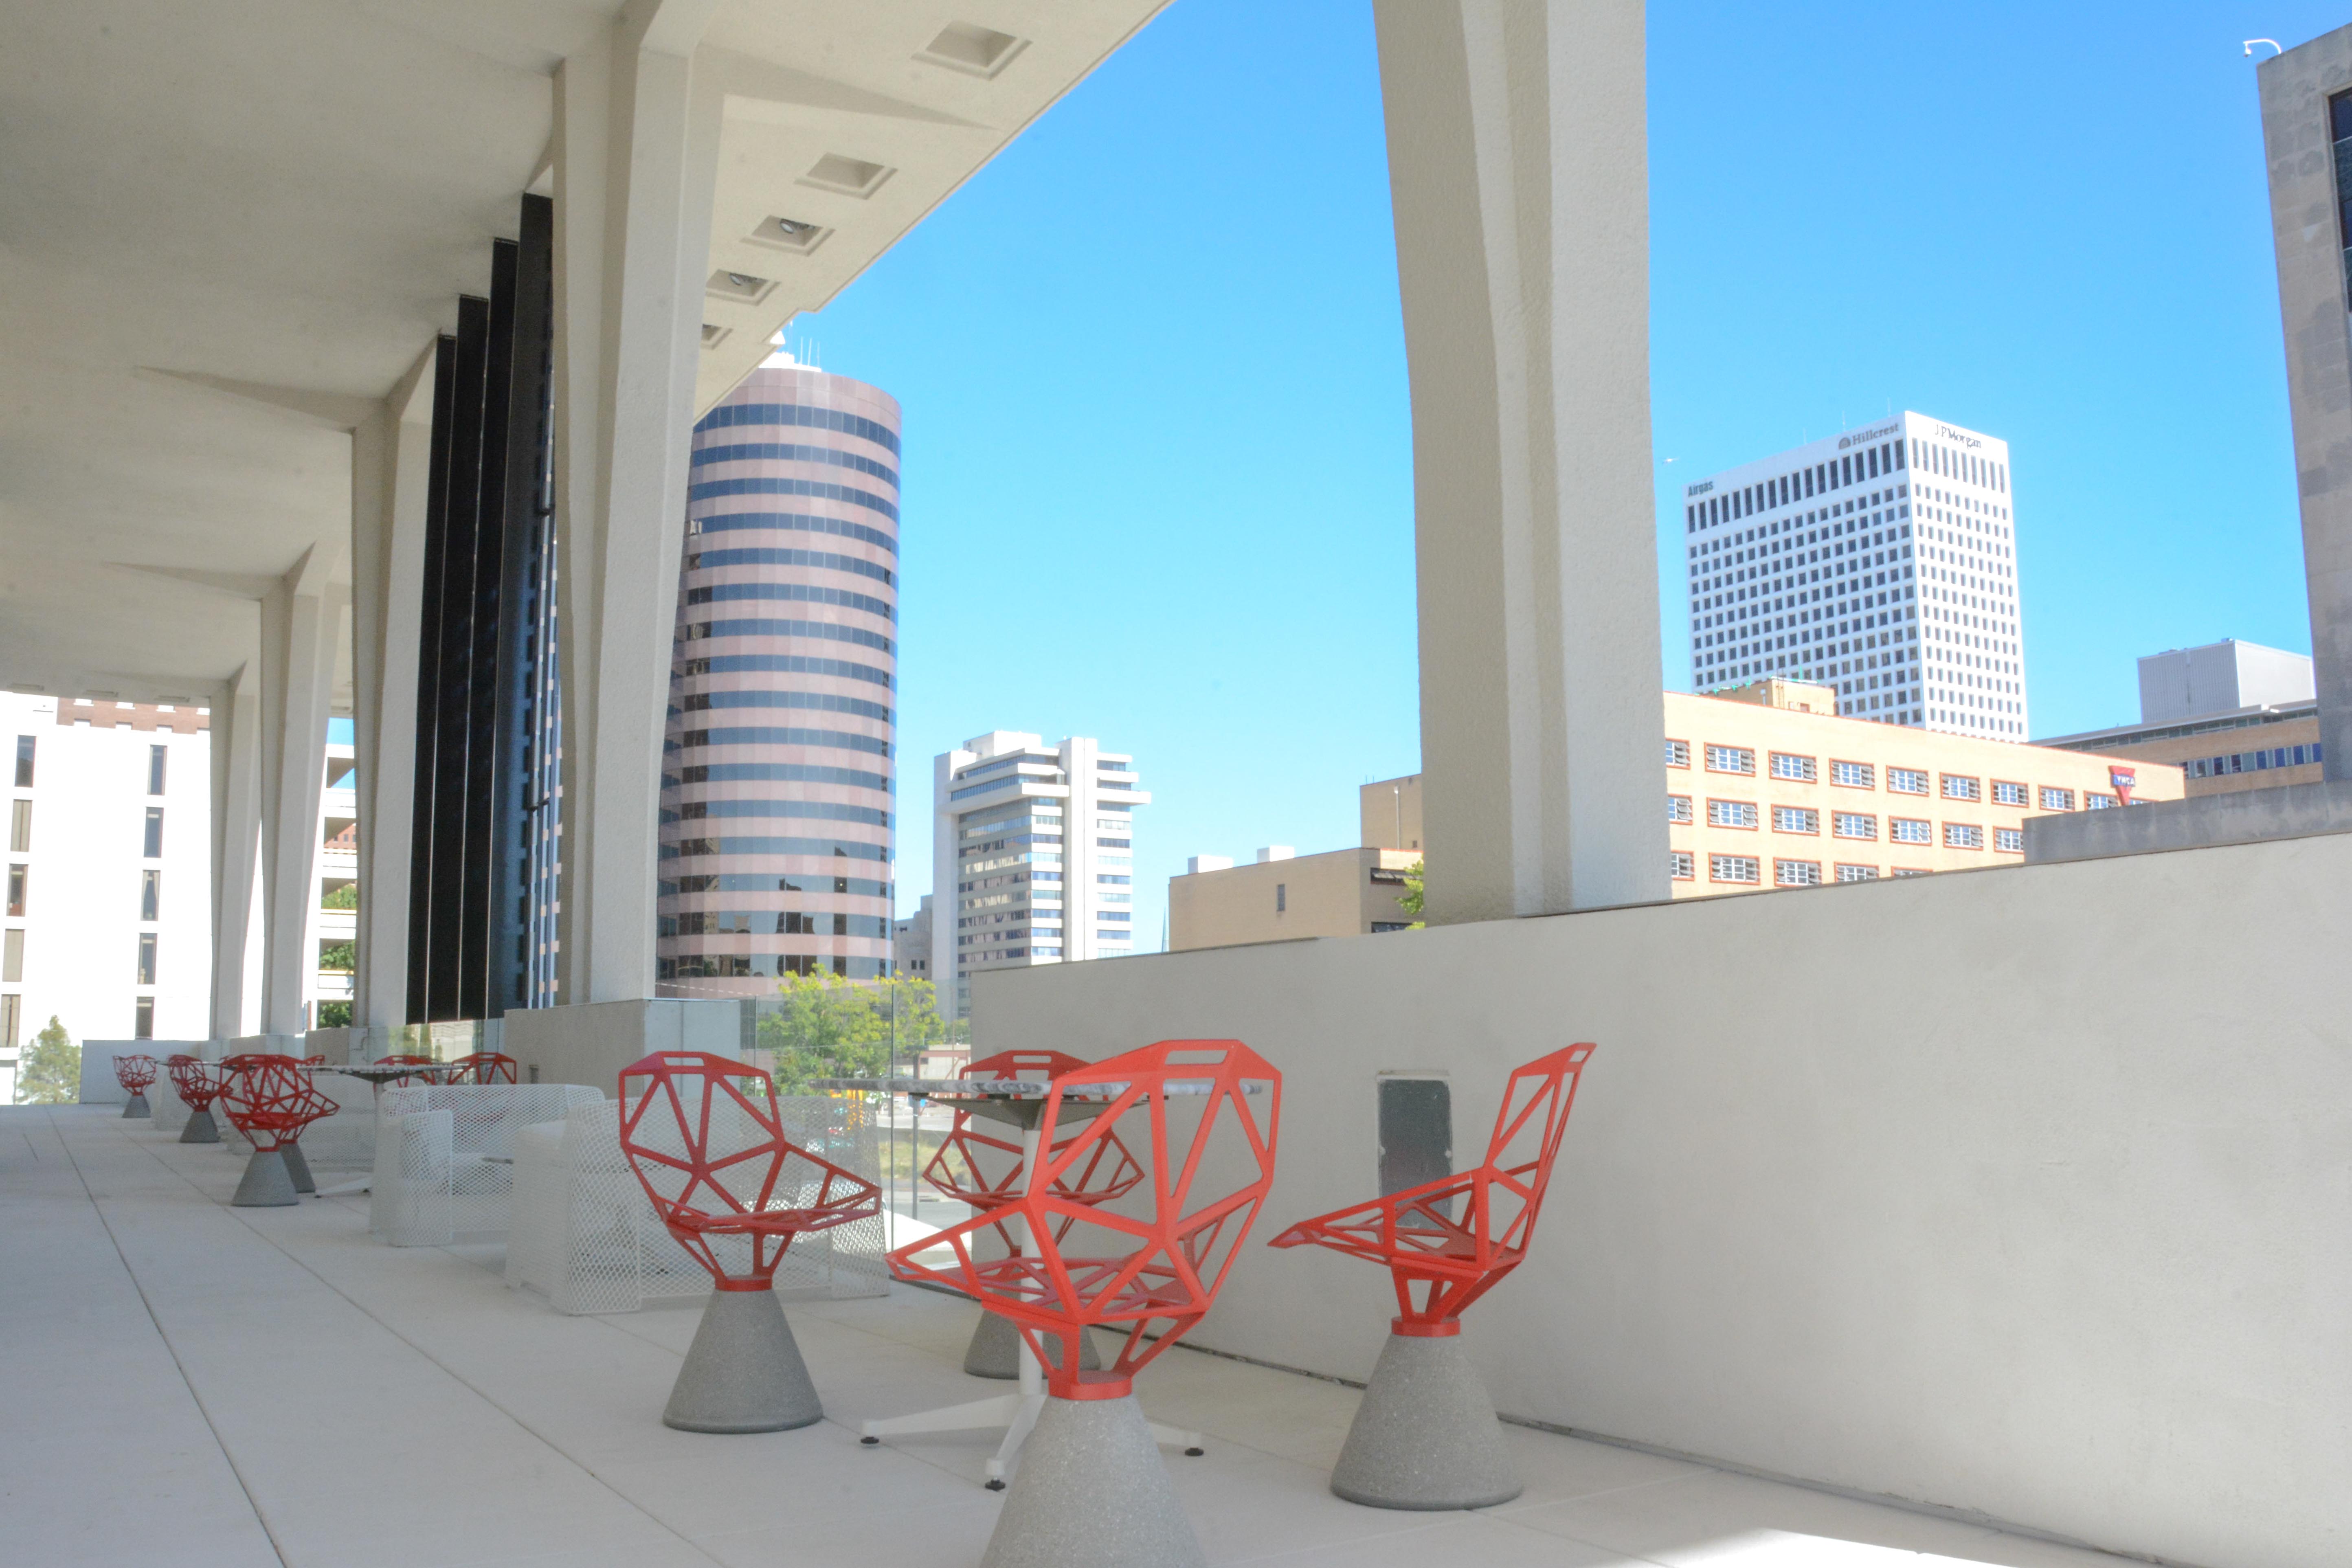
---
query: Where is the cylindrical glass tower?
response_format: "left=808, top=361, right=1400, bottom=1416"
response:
left=657, top=351, right=900, bottom=996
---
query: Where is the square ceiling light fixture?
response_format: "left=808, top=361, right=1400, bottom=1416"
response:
left=700, top=322, right=730, bottom=349
left=749, top=215, right=830, bottom=256
left=707, top=269, right=777, bottom=305
left=798, top=154, right=894, bottom=200
left=916, top=22, right=1028, bottom=79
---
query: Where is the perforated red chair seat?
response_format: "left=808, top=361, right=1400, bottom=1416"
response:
left=921, top=1050, right=1146, bottom=1223
left=448, top=1051, right=518, bottom=1084
left=218, top=1055, right=336, bottom=1153
left=167, top=1055, right=224, bottom=1111
left=114, top=1054, right=160, bottom=1093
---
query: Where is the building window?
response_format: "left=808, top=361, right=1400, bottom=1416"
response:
left=1889, top=769, right=1929, bottom=795
left=1831, top=760, right=1874, bottom=789
left=1709, top=854, right=1759, bottom=884
left=1994, top=827, right=2025, bottom=853
left=1, top=992, right=17, bottom=1049
left=1274, top=883, right=1286, bottom=914
left=143, top=807, right=164, bottom=858
left=1667, top=794, right=1693, bottom=824
left=1833, top=812, right=1878, bottom=840
left=1835, top=864, right=1878, bottom=883
left=1774, top=859, right=1822, bottom=886
left=141, top=869, right=160, bottom=922
left=136, top=932, right=157, bottom=985
left=1669, top=850, right=1694, bottom=880
left=9, top=799, right=27, bottom=853
left=134, top=998, right=154, bottom=1040
left=1891, top=817, right=1932, bottom=844
left=1706, top=799, right=1758, bottom=829
left=1944, top=822, right=1985, bottom=849
left=1772, top=806, right=1818, bottom=835
left=148, top=744, right=168, bottom=796
left=1704, top=745, right=1755, bottom=775
left=2, top=929, right=20, bottom=983
left=1991, top=780, right=2029, bottom=806
left=1941, top=774, right=1981, bottom=802
left=1891, top=867, right=1929, bottom=877
left=1665, top=739, right=1690, bottom=768
left=5, top=863, right=22, bottom=917
left=13, top=736, right=31, bottom=788
left=1770, top=752, right=1817, bottom=783
left=2039, top=786, right=2074, bottom=812
left=2086, top=792, right=2119, bottom=810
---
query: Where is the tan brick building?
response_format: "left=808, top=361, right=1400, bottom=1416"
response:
left=1168, top=847, right=1419, bottom=952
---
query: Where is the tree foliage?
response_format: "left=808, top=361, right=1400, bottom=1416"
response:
left=16, top=1016, right=78, bottom=1105
left=756, top=973, right=960, bottom=1093
left=1398, top=860, right=1425, bottom=927
left=316, top=1001, right=354, bottom=1028
left=321, top=882, right=359, bottom=910
left=317, top=941, right=356, bottom=972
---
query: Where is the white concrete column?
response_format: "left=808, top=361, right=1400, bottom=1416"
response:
left=257, top=549, right=345, bottom=1034
left=551, top=0, right=724, bottom=1004
left=349, top=348, right=437, bottom=1028
left=1373, top=0, right=1666, bottom=924
left=208, top=665, right=262, bottom=1040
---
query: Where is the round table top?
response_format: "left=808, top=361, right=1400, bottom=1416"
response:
left=308, top=1060, right=471, bottom=1083
left=808, top=1074, right=1258, bottom=1128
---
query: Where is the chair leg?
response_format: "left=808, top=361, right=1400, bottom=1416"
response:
left=281, top=1142, right=316, bottom=1195
left=663, top=1289, right=821, bottom=1433
left=963, top=1307, right=1104, bottom=1379
left=980, top=1393, right=1203, bottom=1568
left=233, top=1149, right=299, bottom=1208
left=180, top=1108, right=220, bottom=1144
left=1329, top=1327, right=1521, bottom=1509
left=121, top=1092, right=150, bottom=1119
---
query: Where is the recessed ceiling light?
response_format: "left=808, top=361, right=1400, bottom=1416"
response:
left=749, top=215, right=831, bottom=256
left=798, top=154, right=894, bottom=199
left=916, top=22, right=1028, bottom=79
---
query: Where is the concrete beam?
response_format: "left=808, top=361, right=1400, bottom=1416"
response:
left=1373, top=0, right=1666, bottom=923
left=257, top=551, right=345, bottom=1034
left=207, top=664, right=261, bottom=1040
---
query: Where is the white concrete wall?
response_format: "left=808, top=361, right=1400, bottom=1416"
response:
left=500, top=997, right=739, bottom=1096
left=976, top=832, right=2352, bottom=1568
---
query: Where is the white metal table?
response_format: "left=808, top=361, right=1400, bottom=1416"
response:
left=299, top=1059, right=472, bottom=1196
left=812, top=1074, right=1207, bottom=1488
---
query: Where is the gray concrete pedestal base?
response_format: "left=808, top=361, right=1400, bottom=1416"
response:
left=180, top=1108, right=220, bottom=1144
left=663, top=1288, right=823, bottom=1433
left=281, top=1142, right=315, bottom=1194
left=980, top=1393, right=1203, bottom=1568
left=1329, top=1328, right=1522, bottom=1509
left=964, top=1308, right=1105, bottom=1379
left=233, top=1149, right=299, bottom=1208
left=121, top=1093, right=150, bottom=1119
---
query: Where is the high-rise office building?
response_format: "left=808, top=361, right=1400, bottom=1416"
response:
left=1682, top=413, right=2028, bottom=738
left=929, top=731, right=1147, bottom=1019
left=657, top=350, right=900, bottom=995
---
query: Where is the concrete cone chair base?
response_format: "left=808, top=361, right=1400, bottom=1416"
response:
left=963, top=1309, right=1104, bottom=1380
left=281, top=1142, right=316, bottom=1194
left=1329, top=1329, right=1522, bottom=1510
left=980, top=1393, right=1204, bottom=1568
left=180, top=1107, right=220, bottom=1144
left=663, top=1289, right=822, bottom=1433
left=233, top=1149, right=299, bottom=1208
left=121, top=1093, right=150, bottom=1119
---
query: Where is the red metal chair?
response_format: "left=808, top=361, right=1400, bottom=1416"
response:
left=892, top=1039, right=1283, bottom=1401
left=447, top=1051, right=518, bottom=1084
left=376, top=1053, right=438, bottom=1087
left=1267, top=1043, right=1594, bottom=1509
left=218, top=1054, right=337, bottom=1206
left=616, top=1051, right=880, bottom=1432
left=167, top=1055, right=226, bottom=1144
left=114, top=1053, right=160, bottom=1118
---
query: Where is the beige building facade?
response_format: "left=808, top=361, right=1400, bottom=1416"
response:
left=1168, top=848, right=1419, bottom=952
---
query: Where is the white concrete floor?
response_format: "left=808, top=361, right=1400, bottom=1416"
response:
left=4, top=1103, right=2151, bottom=1568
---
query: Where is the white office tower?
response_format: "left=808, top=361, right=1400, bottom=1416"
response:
left=1682, top=413, right=2028, bottom=738
left=929, top=731, right=1149, bottom=1019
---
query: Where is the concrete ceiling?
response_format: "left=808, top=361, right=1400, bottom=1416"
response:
left=0, top=0, right=1164, bottom=713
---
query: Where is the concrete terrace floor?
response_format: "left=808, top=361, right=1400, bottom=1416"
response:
left=5, top=1103, right=2152, bottom=1568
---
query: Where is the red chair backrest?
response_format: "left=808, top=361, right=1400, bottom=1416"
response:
left=114, top=1053, right=159, bottom=1093
left=616, top=1051, right=878, bottom=1286
left=166, top=1054, right=224, bottom=1112
left=920, top=1050, right=1145, bottom=1222
left=376, top=1053, right=437, bottom=1086
left=890, top=1039, right=1282, bottom=1399
left=217, top=1054, right=336, bottom=1152
left=447, top=1051, right=517, bottom=1084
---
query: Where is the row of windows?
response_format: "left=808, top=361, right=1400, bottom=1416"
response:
left=679, top=690, right=893, bottom=724
left=0, top=863, right=162, bottom=921
left=673, top=727, right=893, bottom=758
left=696, top=401, right=901, bottom=456
left=670, top=799, right=892, bottom=829
left=665, top=874, right=892, bottom=898
left=687, top=547, right=893, bottom=588
left=691, top=510, right=896, bottom=558
left=658, top=953, right=884, bottom=979
left=2185, top=742, right=2323, bottom=778
left=681, top=617, right=894, bottom=655
left=684, top=581, right=893, bottom=622
left=677, top=654, right=893, bottom=689
left=1673, top=797, right=2032, bottom=853
left=661, top=836, right=889, bottom=861
left=690, top=441, right=898, bottom=490
left=1673, top=852, right=1933, bottom=885
left=659, top=911, right=891, bottom=938
left=688, top=476, right=898, bottom=522
left=1685, top=439, right=1907, bottom=533
left=672, top=762, right=892, bottom=792
left=1667, top=740, right=2088, bottom=809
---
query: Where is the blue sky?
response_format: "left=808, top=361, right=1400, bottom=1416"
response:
left=797, top=1, right=2337, bottom=924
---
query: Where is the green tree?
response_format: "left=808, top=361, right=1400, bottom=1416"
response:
left=321, top=882, right=359, bottom=910
left=317, top=941, right=356, bottom=972
left=316, top=1000, right=354, bottom=1028
left=1398, top=860, right=1425, bottom=929
left=15, top=1016, right=78, bottom=1105
left=757, top=972, right=956, bottom=1092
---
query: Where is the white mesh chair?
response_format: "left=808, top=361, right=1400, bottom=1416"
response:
left=299, top=1069, right=378, bottom=1174
left=505, top=1095, right=887, bottom=1313
left=371, top=1083, right=602, bottom=1246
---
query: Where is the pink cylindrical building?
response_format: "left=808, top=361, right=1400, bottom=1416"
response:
left=657, top=352, right=899, bottom=996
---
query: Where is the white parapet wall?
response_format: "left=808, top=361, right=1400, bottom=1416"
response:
left=498, top=998, right=742, bottom=1097
left=975, top=830, right=2352, bottom=1568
